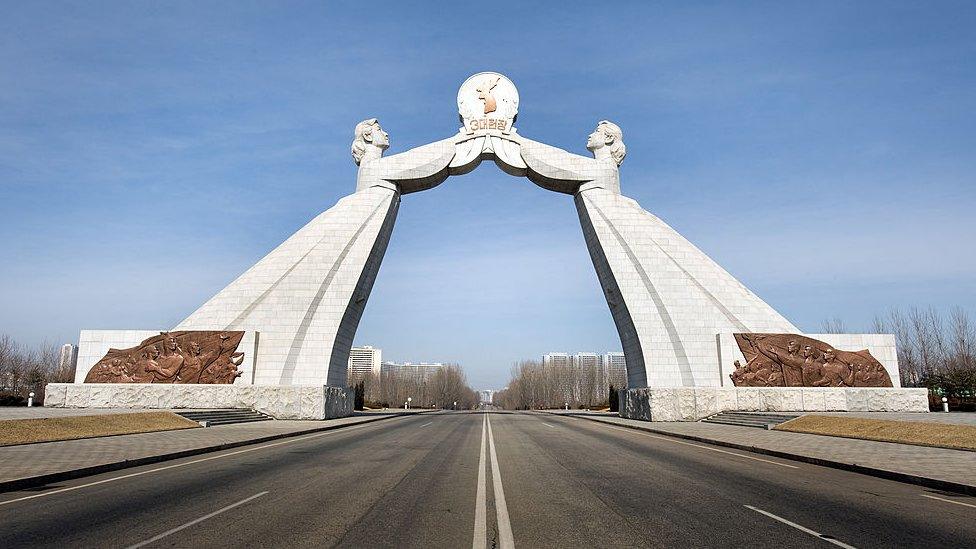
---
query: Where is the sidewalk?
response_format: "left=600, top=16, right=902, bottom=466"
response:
left=0, top=409, right=428, bottom=492
left=547, top=410, right=976, bottom=496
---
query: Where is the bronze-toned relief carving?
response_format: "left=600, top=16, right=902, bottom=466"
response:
left=84, top=331, right=245, bottom=384
left=731, top=333, right=892, bottom=388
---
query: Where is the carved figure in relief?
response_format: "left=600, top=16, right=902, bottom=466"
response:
left=199, top=352, right=244, bottom=384
left=84, top=331, right=245, bottom=384
left=147, top=333, right=185, bottom=382
left=731, top=333, right=892, bottom=387
left=176, top=341, right=218, bottom=383
left=130, top=345, right=159, bottom=383
left=799, top=345, right=823, bottom=385
left=812, top=349, right=855, bottom=387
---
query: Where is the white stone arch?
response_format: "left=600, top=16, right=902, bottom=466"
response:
left=176, top=113, right=797, bottom=390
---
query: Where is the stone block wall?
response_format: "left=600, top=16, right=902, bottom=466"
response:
left=620, top=387, right=928, bottom=421
left=44, top=384, right=354, bottom=420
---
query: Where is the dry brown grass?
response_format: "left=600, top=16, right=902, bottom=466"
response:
left=0, top=412, right=200, bottom=447
left=775, top=415, right=976, bottom=451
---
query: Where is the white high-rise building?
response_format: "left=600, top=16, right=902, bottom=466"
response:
left=381, top=362, right=445, bottom=382
left=542, top=353, right=571, bottom=368
left=58, top=344, right=78, bottom=374
left=348, top=346, right=382, bottom=381
left=602, top=352, right=627, bottom=388
left=574, top=352, right=600, bottom=369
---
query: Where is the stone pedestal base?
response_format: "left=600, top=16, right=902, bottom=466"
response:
left=44, top=384, right=354, bottom=420
left=619, top=387, right=929, bottom=422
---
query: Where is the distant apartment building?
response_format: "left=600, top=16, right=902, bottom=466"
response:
left=381, top=361, right=445, bottom=382
left=543, top=351, right=627, bottom=385
left=602, top=352, right=627, bottom=388
left=574, top=352, right=600, bottom=369
left=58, top=343, right=78, bottom=374
left=348, top=346, right=382, bottom=381
left=542, top=353, right=572, bottom=369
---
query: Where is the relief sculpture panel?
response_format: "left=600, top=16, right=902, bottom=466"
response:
left=84, top=331, right=245, bottom=384
left=731, top=333, right=893, bottom=388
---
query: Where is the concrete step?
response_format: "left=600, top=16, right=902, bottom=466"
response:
left=176, top=409, right=273, bottom=426
left=701, top=412, right=799, bottom=429
left=204, top=417, right=274, bottom=426
left=179, top=411, right=267, bottom=420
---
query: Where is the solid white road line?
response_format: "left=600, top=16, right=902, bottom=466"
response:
left=598, top=423, right=798, bottom=469
left=745, top=505, right=857, bottom=549
left=487, top=414, right=515, bottom=549
left=472, top=414, right=488, bottom=549
left=125, top=491, right=268, bottom=549
left=921, top=493, right=976, bottom=509
left=0, top=417, right=405, bottom=507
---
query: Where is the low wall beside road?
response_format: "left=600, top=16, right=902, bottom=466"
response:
left=620, top=387, right=929, bottom=421
left=44, top=384, right=354, bottom=420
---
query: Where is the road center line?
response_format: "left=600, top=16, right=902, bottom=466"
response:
left=0, top=417, right=404, bottom=507
left=745, top=505, right=856, bottom=548
left=598, top=423, right=798, bottom=469
left=487, top=414, right=515, bottom=548
left=921, top=494, right=976, bottom=509
left=472, top=414, right=488, bottom=549
left=125, top=491, right=268, bottom=549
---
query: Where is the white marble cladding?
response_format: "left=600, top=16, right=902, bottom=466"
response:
left=44, top=383, right=354, bottom=420
left=619, top=387, right=928, bottom=421
left=717, top=333, right=901, bottom=388
left=75, top=330, right=259, bottom=385
left=175, top=186, right=399, bottom=387
left=576, top=187, right=799, bottom=389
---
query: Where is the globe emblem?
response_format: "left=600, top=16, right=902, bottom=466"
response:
left=457, top=72, right=519, bottom=133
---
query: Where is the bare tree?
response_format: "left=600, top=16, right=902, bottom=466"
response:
left=495, top=358, right=613, bottom=410
left=820, top=317, right=848, bottom=334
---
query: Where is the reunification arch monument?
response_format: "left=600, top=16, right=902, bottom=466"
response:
left=50, top=73, right=927, bottom=419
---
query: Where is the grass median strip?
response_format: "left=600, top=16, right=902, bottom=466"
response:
left=775, top=415, right=976, bottom=451
left=0, top=412, right=200, bottom=447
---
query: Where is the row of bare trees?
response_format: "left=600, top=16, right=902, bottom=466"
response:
left=870, top=307, right=976, bottom=398
left=0, top=335, right=74, bottom=405
left=494, top=360, right=626, bottom=410
left=352, top=364, right=480, bottom=409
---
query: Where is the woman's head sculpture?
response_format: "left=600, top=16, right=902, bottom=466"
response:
left=586, top=120, right=626, bottom=166
left=351, top=118, right=390, bottom=166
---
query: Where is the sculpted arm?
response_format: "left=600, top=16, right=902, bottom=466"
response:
left=517, top=136, right=597, bottom=194
left=352, top=118, right=462, bottom=194
left=518, top=120, right=626, bottom=195
left=382, top=134, right=463, bottom=194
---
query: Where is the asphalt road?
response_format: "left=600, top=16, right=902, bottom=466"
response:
left=0, top=411, right=974, bottom=548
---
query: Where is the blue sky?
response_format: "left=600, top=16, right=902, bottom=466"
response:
left=1, top=1, right=974, bottom=388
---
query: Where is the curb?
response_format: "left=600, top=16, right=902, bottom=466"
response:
left=551, top=411, right=976, bottom=497
left=0, top=411, right=425, bottom=494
